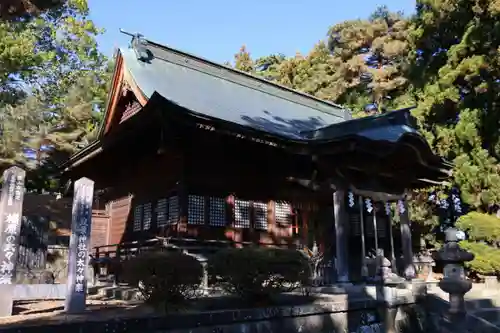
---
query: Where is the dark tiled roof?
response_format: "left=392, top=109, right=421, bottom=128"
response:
left=120, top=39, right=350, bottom=139
left=61, top=36, right=452, bottom=189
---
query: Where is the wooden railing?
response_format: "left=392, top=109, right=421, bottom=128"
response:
left=92, top=237, right=303, bottom=260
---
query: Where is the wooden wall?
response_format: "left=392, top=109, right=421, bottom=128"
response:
left=87, top=143, right=328, bottom=250
left=82, top=120, right=332, bottom=251
left=90, top=211, right=109, bottom=249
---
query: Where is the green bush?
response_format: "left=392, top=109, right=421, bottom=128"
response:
left=208, top=247, right=310, bottom=304
left=456, top=212, right=500, bottom=243
left=459, top=240, right=500, bottom=276
left=456, top=212, right=500, bottom=277
left=121, top=251, right=203, bottom=310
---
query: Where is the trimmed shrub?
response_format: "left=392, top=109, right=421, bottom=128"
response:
left=457, top=212, right=500, bottom=277
left=208, top=247, right=310, bottom=304
left=459, top=240, right=500, bottom=276
left=121, top=251, right=203, bottom=310
left=456, top=212, right=500, bottom=244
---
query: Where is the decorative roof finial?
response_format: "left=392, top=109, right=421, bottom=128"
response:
left=119, top=29, right=150, bottom=62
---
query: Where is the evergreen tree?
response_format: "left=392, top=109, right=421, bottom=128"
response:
left=0, top=0, right=65, bottom=20
left=0, top=0, right=110, bottom=192
left=411, top=0, right=500, bottom=210
left=226, top=3, right=500, bottom=252
left=326, top=6, right=413, bottom=113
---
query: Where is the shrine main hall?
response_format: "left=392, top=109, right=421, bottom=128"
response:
left=61, top=33, right=451, bottom=283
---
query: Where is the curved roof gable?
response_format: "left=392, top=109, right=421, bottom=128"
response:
left=117, top=37, right=350, bottom=139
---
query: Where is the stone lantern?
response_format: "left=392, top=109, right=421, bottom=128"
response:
left=432, top=228, right=474, bottom=315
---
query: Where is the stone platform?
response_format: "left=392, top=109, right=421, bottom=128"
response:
left=0, top=284, right=420, bottom=333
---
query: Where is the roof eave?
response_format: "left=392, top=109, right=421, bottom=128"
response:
left=97, top=48, right=125, bottom=138
left=58, top=139, right=103, bottom=173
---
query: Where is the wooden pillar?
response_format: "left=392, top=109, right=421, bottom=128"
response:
left=370, top=200, right=379, bottom=252
left=65, top=177, right=94, bottom=314
left=397, top=198, right=416, bottom=279
left=358, top=196, right=368, bottom=279
left=333, top=190, right=350, bottom=283
left=385, top=202, right=397, bottom=273
left=0, top=167, right=26, bottom=317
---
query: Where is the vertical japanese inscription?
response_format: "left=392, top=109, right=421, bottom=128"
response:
left=0, top=166, right=26, bottom=316
left=65, top=177, right=94, bottom=314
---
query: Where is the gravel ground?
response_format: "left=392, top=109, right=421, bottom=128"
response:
left=0, top=298, right=150, bottom=328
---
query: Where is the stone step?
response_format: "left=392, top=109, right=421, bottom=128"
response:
left=93, top=284, right=141, bottom=301
left=466, top=298, right=499, bottom=311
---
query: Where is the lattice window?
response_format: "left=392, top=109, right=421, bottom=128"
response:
left=156, top=198, right=168, bottom=227
left=133, top=204, right=143, bottom=231
left=275, top=202, right=291, bottom=225
left=234, top=199, right=250, bottom=228
left=253, top=201, right=268, bottom=230
left=168, top=196, right=179, bottom=224
left=188, top=195, right=205, bottom=224
left=209, top=197, right=226, bottom=227
left=143, top=203, right=152, bottom=230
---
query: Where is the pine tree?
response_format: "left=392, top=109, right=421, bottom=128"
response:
left=326, top=6, right=413, bottom=113
left=233, top=45, right=254, bottom=73
left=0, top=0, right=109, bottom=192
left=411, top=0, right=500, bottom=210
left=224, top=4, right=500, bottom=251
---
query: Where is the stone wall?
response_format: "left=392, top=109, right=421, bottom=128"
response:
left=14, top=246, right=69, bottom=284
left=423, top=294, right=500, bottom=333
left=2, top=294, right=427, bottom=333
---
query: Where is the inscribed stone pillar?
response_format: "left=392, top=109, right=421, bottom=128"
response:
left=397, top=198, right=416, bottom=279
left=0, top=166, right=26, bottom=317
left=333, top=190, right=349, bottom=283
left=65, top=177, right=94, bottom=314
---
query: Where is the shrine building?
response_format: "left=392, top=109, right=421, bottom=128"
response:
left=60, top=34, right=451, bottom=283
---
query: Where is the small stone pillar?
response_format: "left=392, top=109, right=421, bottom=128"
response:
left=377, top=249, right=404, bottom=285
left=375, top=249, right=404, bottom=333
left=432, top=228, right=473, bottom=322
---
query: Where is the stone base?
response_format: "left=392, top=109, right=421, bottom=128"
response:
left=404, top=265, right=417, bottom=280
left=335, top=281, right=353, bottom=287
left=0, top=289, right=421, bottom=333
left=13, top=284, right=67, bottom=301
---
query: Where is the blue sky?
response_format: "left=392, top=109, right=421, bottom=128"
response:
left=88, top=0, right=415, bottom=64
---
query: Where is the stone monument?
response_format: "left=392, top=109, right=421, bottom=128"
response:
left=64, top=177, right=94, bottom=314
left=375, top=249, right=404, bottom=333
left=0, top=167, right=26, bottom=317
